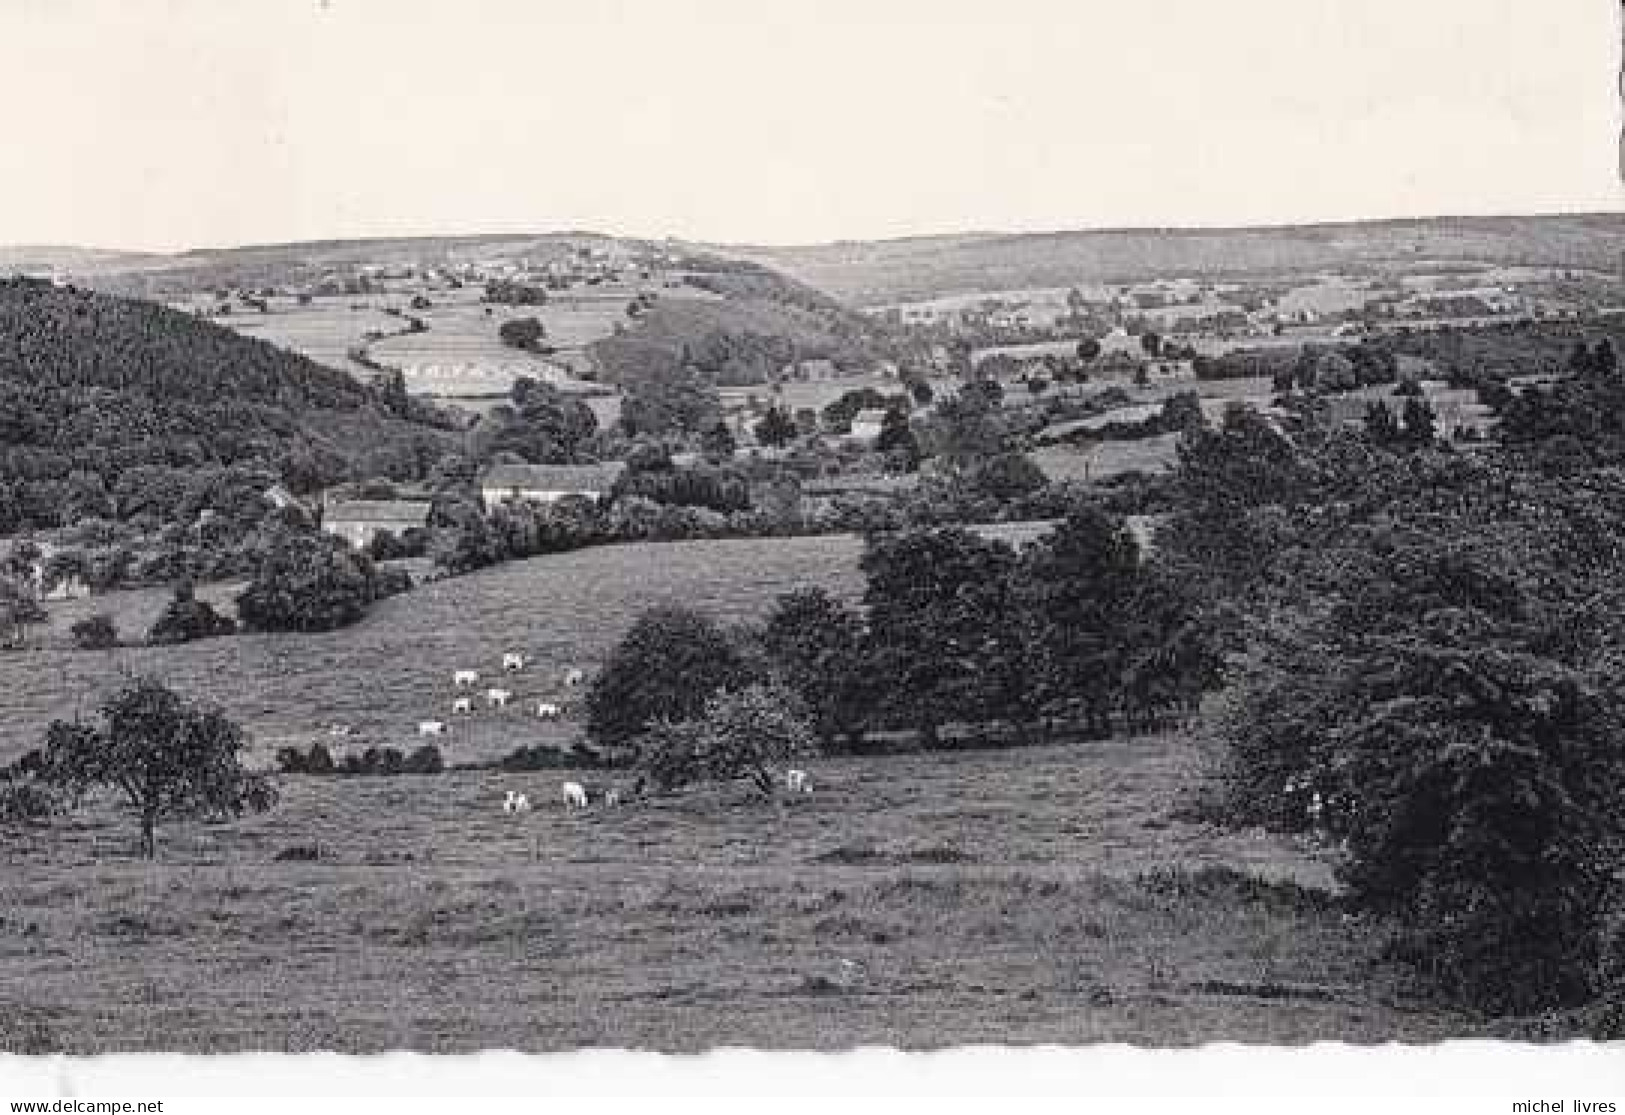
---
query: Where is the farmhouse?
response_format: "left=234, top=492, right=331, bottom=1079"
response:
left=480, top=463, right=627, bottom=510
left=847, top=408, right=890, bottom=444
left=321, top=499, right=431, bottom=550
left=800, top=473, right=915, bottom=515
left=780, top=358, right=842, bottom=381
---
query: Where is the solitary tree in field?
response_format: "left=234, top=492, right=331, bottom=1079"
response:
left=0, top=574, right=45, bottom=649
left=40, top=677, right=275, bottom=859
left=753, top=406, right=798, bottom=448
left=498, top=316, right=548, bottom=351
left=700, top=419, right=738, bottom=461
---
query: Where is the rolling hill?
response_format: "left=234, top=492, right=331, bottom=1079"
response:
left=713, top=213, right=1625, bottom=306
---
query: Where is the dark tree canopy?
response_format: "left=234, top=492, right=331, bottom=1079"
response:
left=236, top=528, right=383, bottom=633
left=585, top=606, right=754, bottom=749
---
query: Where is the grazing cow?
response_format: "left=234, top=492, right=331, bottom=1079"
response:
left=453, top=669, right=479, bottom=688
left=786, top=768, right=810, bottom=794
left=561, top=781, right=588, bottom=810
left=502, top=652, right=526, bottom=673
left=452, top=697, right=473, bottom=714
left=536, top=701, right=561, bottom=720
left=328, top=724, right=353, bottom=738
left=604, top=787, right=621, bottom=807
left=503, top=790, right=531, bottom=814
left=485, top=688, right=512, bottom=709
left=417, top=720, right=446, bottom=737
left=563, top=667, right=585, bottom=688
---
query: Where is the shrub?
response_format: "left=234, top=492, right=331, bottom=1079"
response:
left=276, top=742, right=335, bottom=775
left=0, top=780, right=60, bottom=823
left=69, top=613, right=118, bottom=650
left=402, top=744, right=444, bottom=774
left=273, top=843, right=321, bottom=862
left=496, top=744, right=605, bottom=771
left=633, top=682, right=818, bottom=796
left=147, top=583, right=236, bottom=644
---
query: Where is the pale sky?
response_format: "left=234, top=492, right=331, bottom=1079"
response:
left=0, top=0, right=1619, bottom=252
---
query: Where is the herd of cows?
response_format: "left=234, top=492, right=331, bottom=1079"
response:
left=358, top=651, right=816, bottom=812
left=409, top=654, right=585, bottom=740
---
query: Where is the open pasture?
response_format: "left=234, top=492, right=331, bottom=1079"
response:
left=0, top=535, right=872, bottom=768
left=0, top=733, right=1483, bottom=1051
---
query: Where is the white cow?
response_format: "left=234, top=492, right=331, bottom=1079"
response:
left=485, top=688, right=512, bottom=709
left=604, top=787, right=621, bottom=807
left=536, top=701, right=561, bottom=720
left=502, top=652, right=526, bottom=673
left=452, top=697, right=473, bottom=714
left=561, top=781, right=588, bottom=810
left=503, top=790, right=531, bottom=814
left=328, top=724, right=354, bottom=738
left=563, top=667, right=585, bottom=688
left=417, top=720, right=446, bottom=737
left=786, top=768, right=810, bottom=794
left=453, top=669, right=479, bottom=688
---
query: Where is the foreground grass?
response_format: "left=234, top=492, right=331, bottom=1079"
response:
left=0, top=735, right=1487, bottom=1051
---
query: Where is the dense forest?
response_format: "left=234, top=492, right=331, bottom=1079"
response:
left=0, top=278, right=455, bottom=533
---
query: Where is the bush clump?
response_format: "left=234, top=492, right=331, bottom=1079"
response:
left=69, top=613, right=118, bottom=650
left=147, top=582, right=236, bottom=644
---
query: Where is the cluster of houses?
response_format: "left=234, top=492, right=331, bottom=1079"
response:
left=318, top=463, right=627, bottom=550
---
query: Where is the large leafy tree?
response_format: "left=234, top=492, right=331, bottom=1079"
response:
left=860, top=528, right=1027, bottom=744
left=1013, top=508, right=1145, bottom=735
left=585, top=606, right=753, bottom=749
left=40, top=677, right=275, bottom=858
left=1223, top=480, right=1625, bottom=1013
left=236, top=528, right=380, bottom=632
left=761, top=588, right=874, bottom=749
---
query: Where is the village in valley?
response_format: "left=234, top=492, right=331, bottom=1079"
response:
left=1, top=1, right=1624, bottom=1080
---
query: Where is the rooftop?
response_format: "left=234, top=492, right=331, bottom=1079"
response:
left=481, top=462, right=628, bottom=493
left=323, top=500, right=431, bottom=526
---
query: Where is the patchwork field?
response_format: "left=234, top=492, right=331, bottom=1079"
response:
left=174, top=299, right=400, bottom=372
left=0, top=729, right=1488, bottom=1052
left=179, top=287, right=625, bottom=403
left=370, top=286, right=624, bottom=397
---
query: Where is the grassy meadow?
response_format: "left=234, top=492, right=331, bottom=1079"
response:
left=0, top=535, right=872, bottom=768
left=0, top=730, right=1486, bottom=1052
left=0, top=528, right=1507, bottom=1051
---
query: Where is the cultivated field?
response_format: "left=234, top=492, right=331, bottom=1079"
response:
left=370, top=286, right=624, bottom=397
left=174, top=298, right=400, bottom=373
left=0, top=728, right=1490, bottom=1052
